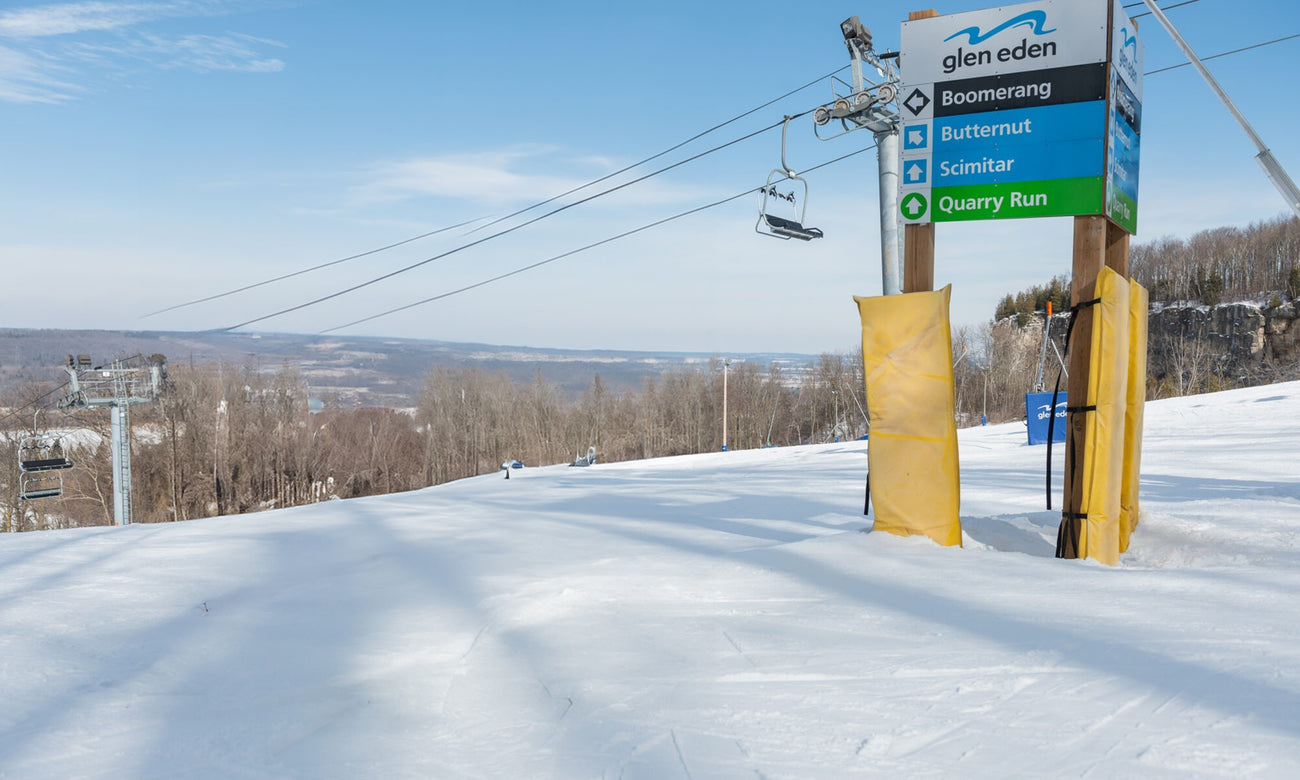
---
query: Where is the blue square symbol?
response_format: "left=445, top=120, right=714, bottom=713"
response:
left=904, top=158, right=928, bottom=185
left=903, top=124, right=929, bottom=150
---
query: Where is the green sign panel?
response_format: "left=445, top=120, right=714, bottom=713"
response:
left=929, top=177, right=1104, bottom=222
left=1107, top=187, right=1138, bottom=234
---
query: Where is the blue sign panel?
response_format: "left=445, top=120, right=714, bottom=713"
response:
left=1105, top=71, right=1141, bottom=232
left=1026, top=391, right=1066, bottom=445
left=934, top=100, right=1105, bottom=149
left=933, top=136, right=1103, bottom=188
left=931, top=101, right=1105, bottom=187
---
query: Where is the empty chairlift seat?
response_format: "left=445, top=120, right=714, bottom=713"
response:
left=755, top=116, right=823, bottom=242
left=761, top=213, right=824, bottom=241
left=17, top=436, right=72, bottom=500
left=19, top=437, right=73, bottom=472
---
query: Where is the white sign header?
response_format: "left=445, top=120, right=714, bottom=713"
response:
left=901, top=0, right=1108, bottom=84
left=1110, top=0, right=1145, bottom=100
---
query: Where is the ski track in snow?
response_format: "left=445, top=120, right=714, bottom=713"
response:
left=2, top=382, right=1299, bottom=777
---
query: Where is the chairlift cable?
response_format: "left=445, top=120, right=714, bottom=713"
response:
left=1145, top=32, right=1300, bottom=75
left=322, top=143, right=879, bottom=333
left=459, top=65, right=850, bottom=238
left=142, top=215, right=492, bottom=318
left=0, top=382, right=71, bottom=430
left=221, top=113, right=811, bottom=332
left=148, top=66, right=846, bottom=321
left=1123, top=0, right=1202, bottom=13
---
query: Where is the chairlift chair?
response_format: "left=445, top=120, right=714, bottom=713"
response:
left=17, top=434, right=72, bottom=501
left=569, top=445, right=597, bottom=467
left=19, top=435, right=73, bottom=472
left=20, top=473, right=63, bottom=501
left=756, top=116, right=824, bottom=242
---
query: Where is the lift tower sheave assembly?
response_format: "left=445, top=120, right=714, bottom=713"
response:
left=58, top=354, right=167, bottom=526
left=813, top=16, right=905, bottom=295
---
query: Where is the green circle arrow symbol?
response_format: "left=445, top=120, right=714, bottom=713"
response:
left=901, top=192, right=929, bottom=220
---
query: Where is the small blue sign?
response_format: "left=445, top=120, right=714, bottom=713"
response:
left=903, top=123, right=929, bottom=150
left=1026, top=391, right=1066, bottom=445
left=904, top=158, right=929, bottom=185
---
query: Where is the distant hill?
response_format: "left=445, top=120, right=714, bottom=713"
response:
left=0, top=328, right=816, bottom=406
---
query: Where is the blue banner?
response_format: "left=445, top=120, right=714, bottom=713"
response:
left=1106, top=75, right=1141, bottom=203
left=1026, top=391, right=1066, bottom=445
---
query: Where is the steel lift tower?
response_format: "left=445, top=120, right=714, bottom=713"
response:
left=813, top=17, right=904, bottom=295
left=58, top=354, right=167, bottom=526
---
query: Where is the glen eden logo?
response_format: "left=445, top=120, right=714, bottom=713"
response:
left=1036, top=401, right=1067, bottom=420
left=943, top=10, right=1056, bottom=45
left=939, top=9, right=1061, bottom=75
left=1121, top=27, right=1138, bottom=54
left=1115, top=25, right=1140, bottom=85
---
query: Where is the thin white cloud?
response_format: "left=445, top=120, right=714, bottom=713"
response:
left=138, top=31, right=284, bottom=72
left=0, top=2, right=185, bottom=38
left=359, top=147, right=588, bottom=207
left=0, top=43, right=79, bottom=102
left=0, top=1, right=283, bottom=101
left=355, top=146, right=710, bottom=209
left=61, top=31, right=284, bottom=73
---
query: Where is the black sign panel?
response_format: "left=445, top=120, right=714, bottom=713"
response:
left=934, top=63, right=1107, bottom=118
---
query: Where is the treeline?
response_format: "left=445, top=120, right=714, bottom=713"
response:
left=995, top=216, right=1300, bottom=322
left=1131, top=215, right=1300, bottom=305
left=977, top=215, right=1300, bottom=416
left=994, top=275, right=1071, bottom=326
left=2, top=355, right=866, bottom=532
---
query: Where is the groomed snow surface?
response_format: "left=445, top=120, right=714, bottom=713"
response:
left=3, top=382, right=1299, bottom=778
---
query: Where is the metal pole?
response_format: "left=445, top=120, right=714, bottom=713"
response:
left=1034, top=301, right=1053, bottom=392
left=877, top=129, right=902, bottom=294
left=847, top=36, right=903, bottom=296
left=982, top=371, right=988, bottom=426
left=110, top=403, right=132, bottom=525
left=833, top=390, right=840, bottom=441
left=1139, top=0, right=1300, bottom=218
left=722, top=359, right=730, bottom=452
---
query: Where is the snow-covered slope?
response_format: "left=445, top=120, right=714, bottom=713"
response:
left=3, top=383, right=1299, bottom=778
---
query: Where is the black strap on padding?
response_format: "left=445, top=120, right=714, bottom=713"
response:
left=1046, top=371, right=1061, bottom=510
left=1046, top=295, right=1102, bottom=521
left=1059, top=295, right=1101, bottom=368
left=863, top=470, right=871, bottom=516
left=1069, top=296, right=1102, bottom=314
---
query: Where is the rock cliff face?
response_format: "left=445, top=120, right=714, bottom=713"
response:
left=1148, top=299, right=1299, bottom=382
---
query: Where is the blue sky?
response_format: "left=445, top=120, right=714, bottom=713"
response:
left=2, top=0, right=1298, bottom=354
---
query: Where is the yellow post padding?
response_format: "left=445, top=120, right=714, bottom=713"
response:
left=854, top=286, right=961, bottom=547
left=1078, top=267, right=1130, bottom=565
left=1119, top=279, right=1149, bottom=553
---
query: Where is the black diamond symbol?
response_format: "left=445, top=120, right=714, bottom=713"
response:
left=903, top=88, right=931, bottom=117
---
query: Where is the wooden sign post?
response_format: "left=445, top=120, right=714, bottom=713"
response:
left=895, top=2, right=1141, bottom=560
left=903, top=10, right=940, bottom=294
left=1059, top=215, right=1129, bottom=557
